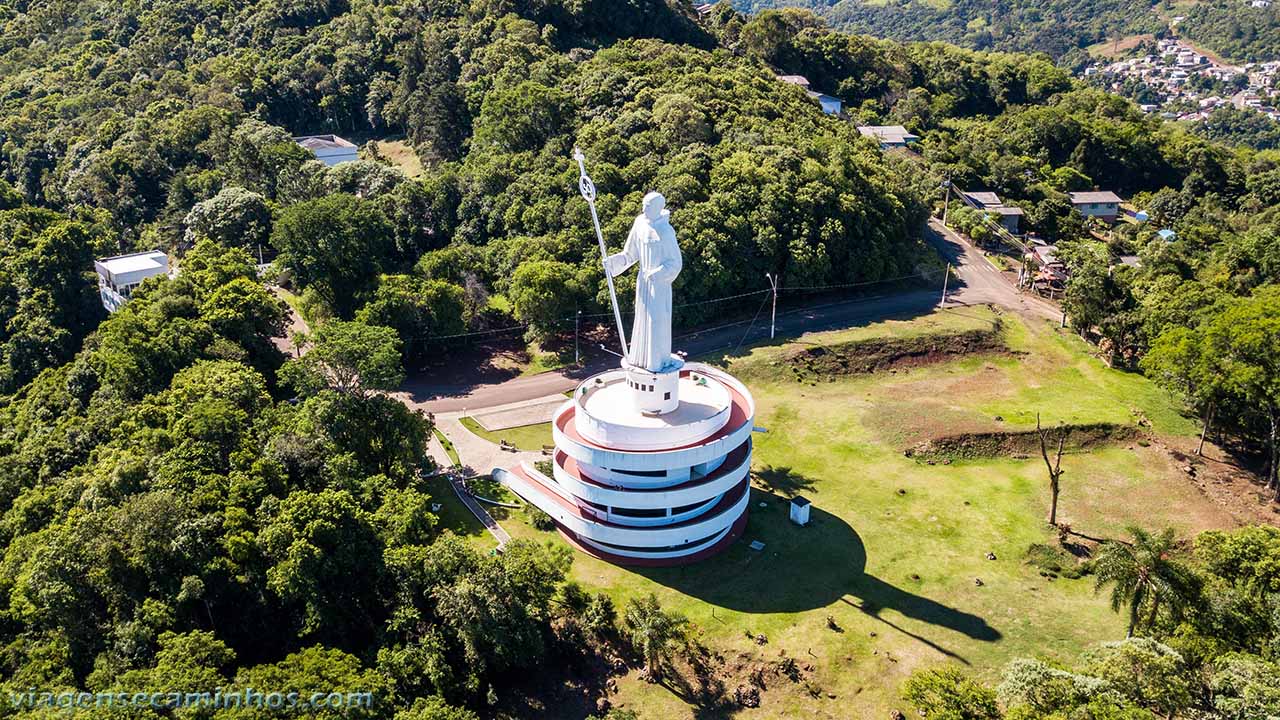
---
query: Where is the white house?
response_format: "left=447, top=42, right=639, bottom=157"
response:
left=775, top=74, right=811, bottom=90
left=95, top=250, right=169, bottom=313
left=963, top=191, right=1025, bottom=233
left=857, top=125, right=921, bottom=149
left=808, top=91, right=842, bottom=115
left=294, top=134, right=358, bottom=166
left=1069, top=191, right=1123, bottom=222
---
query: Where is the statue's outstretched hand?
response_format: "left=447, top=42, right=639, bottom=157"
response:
left=604, top=252, right=634, bottom=278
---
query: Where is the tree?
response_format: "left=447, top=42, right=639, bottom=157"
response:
left=1081, top=638, right=1193, bottom=717
left=1093, top=527, right=1198, bottom=637
left=473, top=81, right=572, bottom=154
left=623, top=593, right=689, bottom=682
left=224, top=645, right=393, bottom=720
left=202, top=276, right=289, bottom=365
left=182, top=186, right=273, bottom=249
left=258, top=490, right=387, bottom=648
left=282, top=321, right=404, bottom=398
left=508, top=261, right=581, bottom=342
left=270, top=195, right=395, bottom=318
left=1142, top=325, right=1219, bottom=455
left=355, top=277, right=466, bottom=362
left=1194, top=525, right=1280, bottom=594
left=1036, top=414, right=1066, bottom=526
left=393, top=696, right=480, bottom=720
left=1199, top=288, right=1280, bottom=497
left=903, top=666, right=1001, bottom=720
left=1209, top=653, right=1280, bottom=719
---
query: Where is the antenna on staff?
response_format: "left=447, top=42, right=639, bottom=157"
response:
left=574, top=147, right=630, bottom=360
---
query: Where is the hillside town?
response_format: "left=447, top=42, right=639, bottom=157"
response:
left=1082, top=36, right=1280, bottom=122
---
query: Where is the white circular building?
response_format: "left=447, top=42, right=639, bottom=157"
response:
left=496, top=361, right=754, bottom=565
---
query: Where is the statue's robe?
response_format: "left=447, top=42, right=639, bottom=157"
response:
left=605, top=211, right=683, bottom=372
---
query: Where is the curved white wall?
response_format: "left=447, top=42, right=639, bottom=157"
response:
left=548, top=443, right=750, bottom=510
left=498, top=467, right=751, bottom=551
left=496, top=362, right=756, bottom=563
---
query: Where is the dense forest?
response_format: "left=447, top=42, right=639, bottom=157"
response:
left=733, top=0, right=1165, bottom=61
left=0, top=0, right=1278, bottom=717
left=1180, top=0, right=1280, bottom=63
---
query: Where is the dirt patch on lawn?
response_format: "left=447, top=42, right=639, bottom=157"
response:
left=783, top=325, right=1007, bottom=383
left=905, top=423, right=1142, bottom=463
left=1155, top=436, right=1280, bottom=527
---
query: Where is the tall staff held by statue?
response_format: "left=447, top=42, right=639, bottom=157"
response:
left=573, top=148, right=630, bottom=360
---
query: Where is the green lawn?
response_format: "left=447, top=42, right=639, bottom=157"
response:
left=432, top=427, right=461, bottom=467
left=466, top=473, right=521, bottom=506
left=421, top=474, right=490, bottom=549
left=458, top=416, right=554, bottom=452
left=369, top=138, right=424, bottom=178
left=501, top=306, right=1234, bottom=719
left=273, top=285, right=307, bottom=323
left=520, top=344, right=572, bottom=377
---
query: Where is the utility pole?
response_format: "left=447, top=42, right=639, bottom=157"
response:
left=940, top=263, right=951, bottom=308
left=575, top=310, right=581, bottom=365
left=765, top=273, right=779, bottom=339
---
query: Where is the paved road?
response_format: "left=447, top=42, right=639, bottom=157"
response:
left=924, top=218, right=1062, bottom=324
left=397, top=218, right=1060, bottom=414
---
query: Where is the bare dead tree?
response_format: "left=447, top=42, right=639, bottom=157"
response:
left=1037, top=413, right=1067, bottom=527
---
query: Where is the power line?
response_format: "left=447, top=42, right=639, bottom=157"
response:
left=784, top=272, right=931, bottom=291
left=730, top=291, right=773, bottom=357
left=405, top=272, right=931, bottom=343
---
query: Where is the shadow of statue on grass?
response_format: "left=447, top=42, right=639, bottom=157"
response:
left=635, top=488, right=1000, bottom=663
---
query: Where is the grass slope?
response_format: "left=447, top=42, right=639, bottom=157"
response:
left=459, top=417, right=554, bottom=451
left=492, top=306, right=1234, bottom=718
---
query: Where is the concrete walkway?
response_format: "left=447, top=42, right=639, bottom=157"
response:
left=471, top=394, right=566, bottom=431
left=437, top=415, right=544, bottom=478
left=268, top=286, right=310, bottom=356
left=426, top=414, right=549, bottom=548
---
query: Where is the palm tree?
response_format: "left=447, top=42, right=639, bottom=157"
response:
left=1093, top=526, right=1199, bottom=637
left=623, top=593, right=689, bottom=682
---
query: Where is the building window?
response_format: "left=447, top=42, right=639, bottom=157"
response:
left=664, top=391, right=671, bottom=400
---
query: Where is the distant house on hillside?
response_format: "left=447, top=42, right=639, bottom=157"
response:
left=775, top=74, right=810, bottom=90
left=775, top=74, right=841, bottom=114
left=963, top=191, right=1024, bottom=233
left=294, top=134, right=358, bottom=166
left=857, top=125, right=920, bottom=149
left=1157, top=228, right=1177, bottom=241
left=95, top=250, right=169, bottom=313
left=1069, top=191, right=1123, bottom=223
left=808, top=92, right=842, bottom=115
left=1027, top=243, right=1068, bottom=297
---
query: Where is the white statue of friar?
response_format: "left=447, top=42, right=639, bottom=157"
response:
left=604, top=191, right=683, bottom=373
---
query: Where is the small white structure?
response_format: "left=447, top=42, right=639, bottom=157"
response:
left=809, top=92, right=842, bottom=115
left=776, top=74, right=811, bottom=89
left=963, top=191, right=1025, bottom=233
left=95, top=250, right=169, bottom=313
left=789, top=496, right=811, bottom=526
left=294, top=134, right=358, bottom=166
left=858, top=125, right=921, bottom=149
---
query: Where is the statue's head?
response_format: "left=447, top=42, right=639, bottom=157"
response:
left=642, top=191, right=666, bottom=221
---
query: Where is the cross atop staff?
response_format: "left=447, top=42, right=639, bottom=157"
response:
left=573, top=147, right=630, bottom=359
